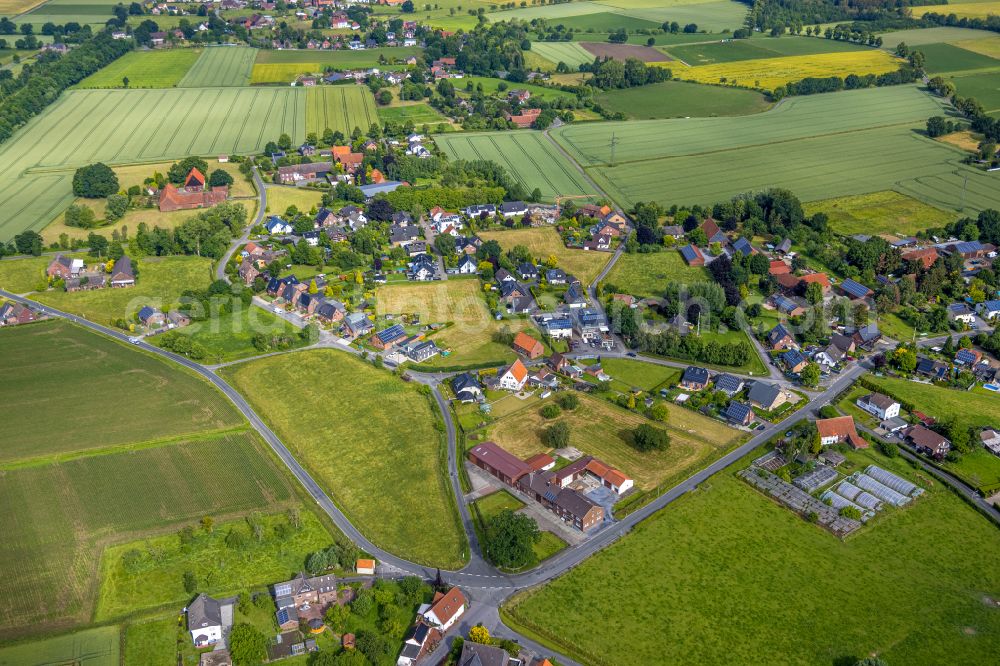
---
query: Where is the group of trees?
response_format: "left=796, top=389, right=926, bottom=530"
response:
left=0, top=31, right=132, bottom=144
left=485, top=509, right=540, bottom=569
left=585, top=57, right=672, bottom=89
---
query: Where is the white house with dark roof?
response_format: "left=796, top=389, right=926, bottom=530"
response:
left=187, top=593, right=223, bottom=647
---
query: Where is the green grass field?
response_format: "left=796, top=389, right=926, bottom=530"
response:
left=377, top=102, right=450, bottom=127
left=949, top=70, right=1000, bottom=115
left=530, top=41, right=595, bottom=69
left=305, top=85, right=380, bottom=136
left=552, top=85, right=1000, bottom=211
left=178, top=46, right=257, bottom=87
left=667, top=35, right=873, bottom=65
left=917, top=41, right=1000, bottom=75
left=33, top=255, right=215, bottom=326
left=97, top=509, right=333, bottom=620
left=0, top=319, right=240, bottom=464
left=434, top=131, right=596, bottom=203
left=220, top=351, right=467, bottom=568
left=504, top=448, right=1000, bottom=665
left=0, top=87, right=304, bottom=241
left=605, top=249, right=709, bottom=298
left=599, top=357, right=680, bottom=391
left=0, top=626, right=120, bottom=666
left=866, top=375, right=1000, bottom=491
left=75, top=49, right=201, bottom=89
left=459, top=76, right=580, bottom=102
left=491, top=0, right=747, bottom=32
left=149, top=303, right=309, bottom=363
left=804, top=190, right=957, bottom=236
left=545, top=11, right=663, bottom=32
left=123, top=617, right=175, bottom=666
left=477, top=227, right=611, bottom=284
left=878, top=26, right=1000, bottom=48
left=0, top=428, right=300, bottom=640
left=595, top=79, right=771, bottom=119
left=254, top=46, right=423, bottom=66
left=0, top=254, right=58, bottom=293
left=13, top=0, right=116, bottom=26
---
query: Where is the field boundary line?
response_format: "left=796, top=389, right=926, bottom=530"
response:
left=109, top=90, right=158, bottom=162
left=184, top=88, right=224, bottom=155
left=0, top=425, right=253, bottom=471
left=135, top=89, right=189, bottom=159
left=208, top=87, right=244, bottom=155
left=506, top=135, right=560, bottom=196
left=235, top=87, right=263, bottom=149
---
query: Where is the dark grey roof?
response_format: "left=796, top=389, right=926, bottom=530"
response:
left=767, top=323, right=792, bottom=344
left=830, top=333, right=854, bottom=352
left=782, top=349, right=806, bottom=367
left=732, top=237, right=754, bottom=256
left=501, top=201, right=527, bottom=214
left=187, top=593, right=222, bottom=630
left=376, top=324, right=406, bottom=344
left=680, top=244, right=701, bottom=262
left=400, top=642, right=422, bottom=659
left=111, top=254, right=134, bottom=278
left=452, top=372, right=481, bottom=394
left=747, top=381, right=781, bottom=407
left=840, top=278, right=872, bottom=299
left=723, top=401, right=753, bottom=423
left=714, top=373, right=744, bottom=394
left=554, top=487, right=600, bottom=519
left=459, top=641, right=510, bottom=666
left=855, top=323, right=880, bottom=343
left=410, top=622, right=430, bottom=645
left=682, top=366, right=709, bottom=385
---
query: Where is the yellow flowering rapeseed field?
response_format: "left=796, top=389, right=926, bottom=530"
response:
left=671, top=50, right=902, bottom=90
left=914, top=2, right=1000, bottom=20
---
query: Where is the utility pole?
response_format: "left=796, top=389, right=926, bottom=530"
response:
left=609, top=131, right=619, bottom=168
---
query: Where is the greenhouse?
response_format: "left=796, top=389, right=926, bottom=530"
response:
left=853, top=473, right=911, bottom=507
left=865, top=465, right=924, bottom=498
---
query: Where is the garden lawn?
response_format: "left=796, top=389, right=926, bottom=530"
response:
left=220, top=351, right=467, bottom=567
left=97, top=509, right=334, bottom=620
left=0, top=626, right=120, bottom=666
left=75, top=49, right=201, bottom=89
left=34, top=255, right=214, bottom=325
left=123, top=616, right=177, bottom=666
left=0, top=86, right=304, bottom=241
left=377, top=102, right=450, bottom=127
left=478, top=227, right=611, bottom=284
left=804, top=190, right=956, bottom=236
left=178, top=46, right=257, bottom=87
left=149, top=303, right=309, bottom=363
left=503, top=448, right=1000, bottom=665
left=599, top=357, right=680, bottom=391
left=594, top=79, right=771, bottom=118
left=0, top=254, right=58, bottom=293
left=0, top=318, right=239, bottom=463
left=265, top=184, right=325, bottom=216
left=375, top=279, right=546, bottom=369
left=473, top=490, right=568, bottom=568
left=605, top=248, right=708, bottom=298
left=485, top=393, right=741, bottom=489
left=0, top=430, right=298, bottom=640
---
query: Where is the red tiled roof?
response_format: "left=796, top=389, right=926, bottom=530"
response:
left=427, top=587, right=465, bottom=626
left=769, top=260, right=790, bottom=275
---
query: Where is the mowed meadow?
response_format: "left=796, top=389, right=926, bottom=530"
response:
left=0, top=320, right=317, bottom=640
left=220, top=351, right=468, bottom=568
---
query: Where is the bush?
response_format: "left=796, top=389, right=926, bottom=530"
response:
left=840, top=506, right=862, bottom=520
left=209, top=168, right=234, bottom=187
left=632, top=423, right=670, bottom=452
left=876, top=439, right=898, bottom=458
left=540, top=403, right=561, bottom=419
left=73, top=163, right=118, bottom=198
left=542, top=421, right=570, bottom=448
left=64, top=203, right=97, bottom=229
left=351, top=590, right=373, bottom=616
left=105, top=193, right=129, bottom=222
left=818, top=405, right=840, bottom=419
left=556, top=392, right=579, bottom=410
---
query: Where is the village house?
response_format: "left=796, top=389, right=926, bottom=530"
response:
left=110, top=255, right=136, bottom=287
left=187, top=593, right=223, bottom=647
left=781, top=349, right=808, bottom=374
left=680, top=366, right=710, bottom=391
left=977, top=299, right=1000, bottom=321
left=356, top=559, right=376, bottom=575
left=505, top=107, right=541, bottom=128
left=371, top=323, right=407, bottom=350
left=555, top=455, right=633, bottom=495
left=747, top=381, right=785, bottom=412
left=47, top=254, right=84, bottom=280
left=497, top=358, right=529, bottom=391
left=422, top=587, right=466, bottom=631
left=816, top=415, right=867, bottom=449
left=902, top=247, right=939, bottom=270
left=272, top=572, right=338, bottom=611
left=766, top=323, right=796, bottom=351
left=839, top=277, right=873, bottom=301
left=0, top=302, right=37, bottom=326
left=680, top=244, right=705, bottom=267
left=856, top=393, right=900, bottom=420
left=908, top=425, right=951, bottom=459
left=451, top=372, right=483, bottom=403
left=512, top=331, right=544, bottom=359
left=278, top=162, right=332, bottom=184
left=458, top=641, right=512, bottom=666
left=159, top=168, right=228, bottom=212
left=947, top=302, right=976, bottom=325
left=138, top=305, right=165, bottom=328
left=713, top=373, right=745, bottom=397
left=722, top=401, right=754, bottom=426
left=517, top=470, right=605, bottom=531
left=980, top=429, right=1000, bottom=457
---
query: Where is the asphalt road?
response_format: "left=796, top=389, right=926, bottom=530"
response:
left=215, top=166, right=267, bottom=282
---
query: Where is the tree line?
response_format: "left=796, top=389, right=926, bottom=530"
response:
left=0, top=31, right=132, bottom=145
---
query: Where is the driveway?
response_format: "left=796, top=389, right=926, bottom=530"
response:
left=218, top=599, right=235, bottom=650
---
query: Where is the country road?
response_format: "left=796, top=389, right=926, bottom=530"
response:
left=214, top=166, right=267, bottom=282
